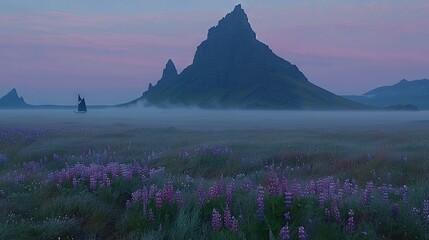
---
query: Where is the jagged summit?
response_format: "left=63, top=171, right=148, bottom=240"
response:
left=206, top=4, right=256, bottom=42
left=162, top=59, right=178, bottom=80
left=134, top=5, right=365, bottom=109
left=0, top=88, right=30, bottom=108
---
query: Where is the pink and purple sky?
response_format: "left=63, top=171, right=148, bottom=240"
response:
left=0, top=0, right=428, bottom=105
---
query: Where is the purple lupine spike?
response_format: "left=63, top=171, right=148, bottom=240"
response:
left=224, top=205, right=232, bottom=229
left=149, top=184, right=156, bottom=198
left=155, top=190, right=163, bottom=209
left=163, top=182, right=174, bottom=204
left=332, top=204, right=341, bottom=223
left=211, top=209, right=222, bottom=231
left=347, top=209, right=355, bottom=233
left=230, top=216, right=238, bottom=232
left=361, top=189, right=370, bottom=207
left=142, top=186, right=149, bottom=206
left=197, top=182, right=206, bottom=206
left=281, top=177, right=289, bottom=195
left=175, top=190, right=183, bottom=208
left=226, top=181, right=235, bottom=204
left=298, top=226, right=307, bottom=240
left=284, top=191, right=293, bottom=209
left=209, top=181, right=220, bottom=200
left=292, top=181, right=302, bottom=198
left=257, top=185, right=265, bottom=220
left=284, top=212, right=291, bottom=222
left=268, top=167, right=280, bottom=196
left=423, top=200, right=429, bottom=216
left=242, top=178, right=253, bottom=191
left=380, top=184, right=389, bottom=203
left=279, top=224, right=290, bottom=240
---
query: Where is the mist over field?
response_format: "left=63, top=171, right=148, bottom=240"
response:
left=1, top=108, right=428, bottom=130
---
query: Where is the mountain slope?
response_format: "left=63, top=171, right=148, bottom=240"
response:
left=130, top=4, right=366, bottom=110
left=0, top=88, right=31, bottom=108
left=344, top=79, right=429, bottom=109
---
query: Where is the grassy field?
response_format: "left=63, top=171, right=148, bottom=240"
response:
left=0, top=109, right=428, bottom=239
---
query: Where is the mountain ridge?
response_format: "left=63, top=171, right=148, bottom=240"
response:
left=344, top=79, right=429, bottom=109
left=131, top=5, right=365, bottom=110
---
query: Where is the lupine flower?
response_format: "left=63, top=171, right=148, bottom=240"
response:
left=284, top=191, right=293, bottom=209
left=332, top=204, right=341, bottom=223
left=284, top=212, right=291, bottom=222
left=347, top=209, right=355, bottom=233
left=226, top=181, right=235, bottom=204
left=298, top=226, right=307, bottom=240
left=209, top=182, right=220, bottom=200
left=279, top=224, right=290, bottom=240
left=380, top=185, right=389, bottom=203
left=242, top=178, right=253, bottom=191
left=211, top=209, right=222, bottom=231
left=175, top=190, right=183, bottom=208
left=257, top=185, right=265, bottom=220
left=268, top=168, right=280, bottom=196
left=197, top=182, right=205, bottom=205
left=163, top=182, right=174, bottom=204
left=230, top=216, right=239, bottom=232
left=155, top=190, right=163, bottom=209
left=224, top=205, right=232, bottom=229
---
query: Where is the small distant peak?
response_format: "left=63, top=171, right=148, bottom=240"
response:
left=166, top=59, right=175, bottom=68
left=162, top=59, right=178, bottom=80
left=234, top=4, right=242, bottom=11
left=398, top=79, right=409, bottom=85
left=6, top=88, right=19, bottom=97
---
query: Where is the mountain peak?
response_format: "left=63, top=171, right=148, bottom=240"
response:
left=7, top=88, right=18, bottom=98
left=206, top=4, right=256, bottom=41
left=0, top=88, right=29, bottom=108
left=137, top=4, right=363, bottom=110
left=162, top=59, right=178, bottom=80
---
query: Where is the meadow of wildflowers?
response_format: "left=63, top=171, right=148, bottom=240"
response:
left=0, top=124, right=428, bottom=239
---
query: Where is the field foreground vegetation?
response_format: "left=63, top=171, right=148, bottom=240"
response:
left=0, top=110, right=429, bottom=239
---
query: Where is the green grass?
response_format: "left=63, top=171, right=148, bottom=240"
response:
left=0, top=121, right=429, bottom=239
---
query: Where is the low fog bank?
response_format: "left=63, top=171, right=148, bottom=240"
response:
left=0, top=107, right=428, bottom=130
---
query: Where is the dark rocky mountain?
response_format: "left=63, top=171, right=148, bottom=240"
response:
left=0, top=88, right=31, bottom=108
left=344, top=79, right=429, bottom=110
left=131, top=4, right=365, bottom=109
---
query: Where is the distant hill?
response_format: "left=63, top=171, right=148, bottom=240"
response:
left=0, top=89, right=31, bottom=108
left=128, top=5, right=365, bottom=110
left=344, top=79, right=429, bottom=110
